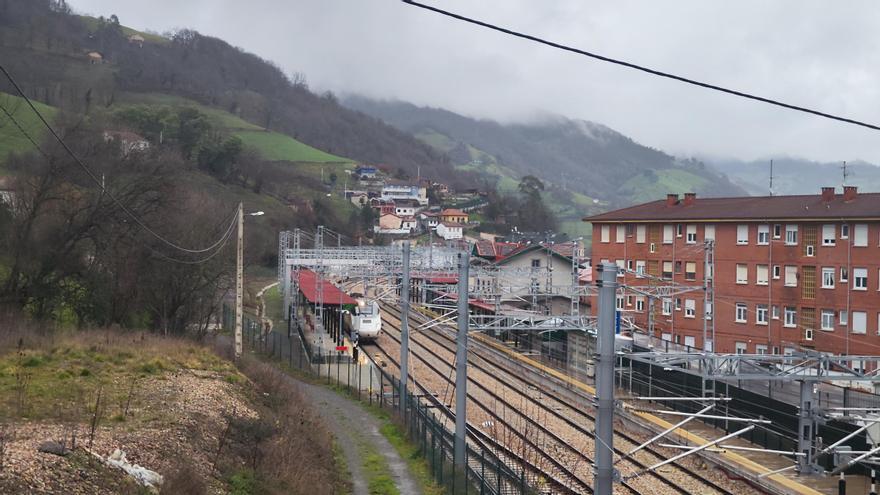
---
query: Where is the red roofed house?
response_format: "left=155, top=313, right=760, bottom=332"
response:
left=440, top=208, right=468, bottom=224
left=586, top=188, right=880, bottom=359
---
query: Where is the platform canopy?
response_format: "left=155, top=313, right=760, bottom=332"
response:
left=296, top=269, right=358, bottom=306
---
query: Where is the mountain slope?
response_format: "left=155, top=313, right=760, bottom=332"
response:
left=343, top=96, right=747, bottom=208
left=0, top=1, right=456, bottom=183
left=707, top=157, right=880, bottom=196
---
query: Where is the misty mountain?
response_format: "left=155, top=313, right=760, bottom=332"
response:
left=343, top=96, right=747, bottom=208
left=706, top=157, right=880, bottom=196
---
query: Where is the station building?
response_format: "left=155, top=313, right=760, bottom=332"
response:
left=585, top=186, right=880, bottom=359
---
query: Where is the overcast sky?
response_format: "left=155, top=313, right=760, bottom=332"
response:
left=71, top=0, right=880, bottom=164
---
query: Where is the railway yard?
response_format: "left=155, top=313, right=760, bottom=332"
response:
left=362, top=304, right=762, bottom=495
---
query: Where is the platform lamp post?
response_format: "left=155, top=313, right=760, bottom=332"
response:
left=235, top=203, right=264, bottom=361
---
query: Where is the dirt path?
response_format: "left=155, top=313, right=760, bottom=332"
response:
left=295, top=380, right=422, bottom=495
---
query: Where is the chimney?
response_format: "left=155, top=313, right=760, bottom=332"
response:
left=666, top=193, right=679, bottom=206
left=843, top=185, right=858, bottom=201
left=683, top=192, right=696, bottom=206
left=821, top=187, right=835, bottom=202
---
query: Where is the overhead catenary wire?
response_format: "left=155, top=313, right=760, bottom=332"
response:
left=0, top=63, right=238, bottom=257
left=402, top=0, right=880, bottom=132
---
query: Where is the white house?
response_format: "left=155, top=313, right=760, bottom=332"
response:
left=375, top=213, right=419, bottom=235
left=435, top=222, right=463, bottom=240
left=381, top=181, right=428, bottom=206
left=103, top=131, right=150, bottom=156
left=420, top=211, right=440, bottom=231
left=394, top=204, right=416, bottom=217
left=400, top=216, right=419, bottom=232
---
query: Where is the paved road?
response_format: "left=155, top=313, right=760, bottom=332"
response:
left=296, top=379, right=422, bottom=495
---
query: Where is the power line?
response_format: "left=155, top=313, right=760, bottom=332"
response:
left=0, top=63, right=238, bottom=255
left=402, top=0, right=880, bottom=132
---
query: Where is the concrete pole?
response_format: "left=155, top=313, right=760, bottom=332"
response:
left=235, top=203, right=244, bottom=360
left=798, top=380, right=816, bottom=474
left=399, top=242, right=411, bottom=415
left=455, top=251, right=470, bottom=469
left=595, top=262, right=618, bottom=495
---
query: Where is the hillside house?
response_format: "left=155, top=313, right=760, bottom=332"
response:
left=370, top=198, right=395, bottom=216
left=128, top=34, right=145, bottom=47
left=346, top=191, right=369, bottom=207
left=355, top=166, right=378, bottom=179
left=420, top=211, right=440, bottom=231
left=0, top=176, right=15, bottom=206
left=375, top=213, right=418, bottom=235
left=381, top=180, right=428, bottom=206
left=436, top=222, right=464, bottom=240
left=394, top=199, right=421, bottom=217
left=440, top=208, right=469, bottom=224
left=87, top=51, right=104, bottom=64
left=103, top=130, right=150, bottom=155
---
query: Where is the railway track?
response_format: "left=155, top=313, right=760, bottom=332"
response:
left=377, top=304, right=747, bottom=495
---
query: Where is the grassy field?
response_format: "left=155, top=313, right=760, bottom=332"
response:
left=75, top=15, right=169, bottom=44
left=0, top=92, right=58, bottom=163
left=621, top=168, right=710, bottom=203
left=117, top=92, right=352, bottom=163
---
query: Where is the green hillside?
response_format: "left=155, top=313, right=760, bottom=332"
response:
left=0, top=93, right=58, bottom=163
left=619, top=169, right=710, bottom=204
left=118, top=93, right=351, bottom=163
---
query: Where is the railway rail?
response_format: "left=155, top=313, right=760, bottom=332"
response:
left=376, top=304, right=749, bottom=495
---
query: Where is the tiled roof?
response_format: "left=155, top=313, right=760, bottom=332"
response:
left=585, top=189, right=880, bottom=222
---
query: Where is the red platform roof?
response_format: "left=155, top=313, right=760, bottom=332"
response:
left=296, top=269, right=358, bottom=306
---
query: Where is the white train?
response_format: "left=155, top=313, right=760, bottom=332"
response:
left=345, top=299, right=382, bottom=345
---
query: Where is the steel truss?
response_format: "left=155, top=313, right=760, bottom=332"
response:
left=625, top=349, right=880, bottom=474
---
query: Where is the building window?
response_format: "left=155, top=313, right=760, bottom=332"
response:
left=756, top=264, right=769, bottom=285
left=758, top=224, right=770, bottom=245
left=822, top=267, right=835, bottom=289
left=822, top=224, right=836, bottom=246
left=661, top=333, right=672, bottom=342
left=616, top=295, right=624, bottom=310
left=636, top=225, right=646, bottom=243
left=685, top=299, right=696, bottom=318
left=704, top=224, right=715, bottom=241
left=735, top=303, right=747, bottom=323
left=676, top=224, right=683, bottom=237
left=841, top=267, right=849, bottom=284
left=735, top=342, right=747, bottom=354
left=627, top=260, right=634, bottom=271
left=706, top=302, right=713, bottom=320
left=663, top=224, right=673, bottom=244
left=686, top=224, right=697, bottom=244
left=773, top=224, right=782, bottom=239
left=785, top=225, right=798, bottom=245
left=615, top=259, right=625, bottom=277
left=756, top=305, right=768, bottom=325
left=662, top=261, right=673, bottom=279
left=784, top=307, right=797, bottom=327
left=674, top=261, right=681, bottom=274
left=531, top=259, right=541, bottom=268
left=635, top=296, right=645, bottom=312
left=661, top=298, right=672, bottom=316
left=626, top=295, right=633, bottom=306
left=784, top=265, right=798, bottom=287
left=616, top=225, right=625, bottom=243
left=684, top=336, right=696, bottom=349
left=736, top=264, right=748, bottom=284
left=854, top=224, right=868, bottom=247
left=685, top=262, right=696, bottom=281
left=636, top=260, right=646, bottom=277
left=675, top=298, right=682, bottom=310
left=772, top=305, right=780, bottom=319
left=773, top=265, right=781, bottom=279
left=853, top=311, right=867, bottom=334
left=736, top=224, right=749, bottom=245
left=821, top=310, right=834, bottom=331
left=600, top=225, right=610, bottom=243
left=840, top=310, right=848, bottom=326
left=756, top=344, right=768, bottom=355
left=841, top=224, right=849, bottom=239
left=854, top=268, right=868, bottom=290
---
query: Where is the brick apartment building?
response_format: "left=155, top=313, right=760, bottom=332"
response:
left=586, top=186, right=880, bottom=359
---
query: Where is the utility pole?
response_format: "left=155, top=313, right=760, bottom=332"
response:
left=769, top=159, right=774, bottom=196
left=454, top=251, right=469, bottom=473
left=235, top=202, right=244, bottom=360
left=595, top=262, right=618, bottom=495
left=399, top=242, right=411, bottom=415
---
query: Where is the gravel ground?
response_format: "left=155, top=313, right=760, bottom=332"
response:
left=0, top=370, right=256, bottom=495
left=379, top=310, right=760, bottom=495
